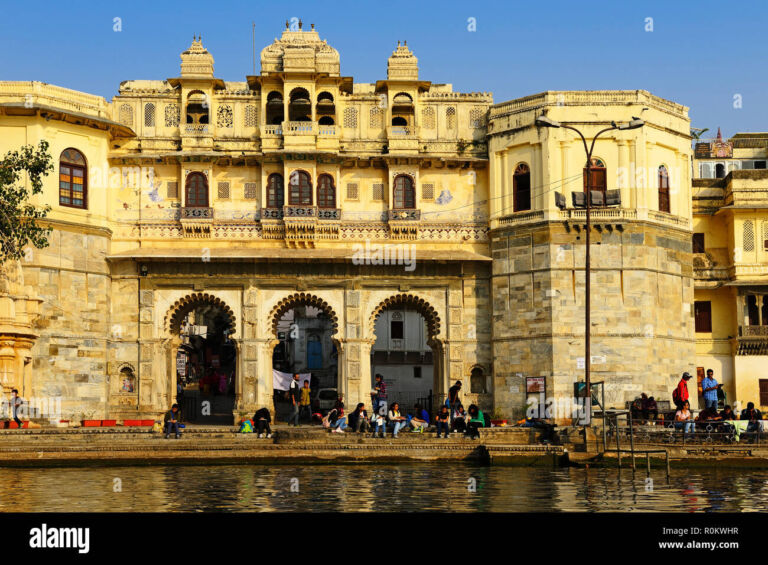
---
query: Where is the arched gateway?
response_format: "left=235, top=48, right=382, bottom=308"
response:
left=165, top=293, right=239, bottom=424
left=267, top=293, right=342, bottom=422
left=368, top=293, right=447, bottom=416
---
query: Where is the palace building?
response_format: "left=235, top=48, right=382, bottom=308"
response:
left=0, top=22, right=715, bottom=424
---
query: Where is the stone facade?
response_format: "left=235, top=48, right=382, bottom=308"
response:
left=0, top=25, right=702, bottom=424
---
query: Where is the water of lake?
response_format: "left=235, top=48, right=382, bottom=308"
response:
left=1, top=463, right=765, bottom=512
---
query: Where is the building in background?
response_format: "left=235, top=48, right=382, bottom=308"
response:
left=693, top=132, right=768, bottom=410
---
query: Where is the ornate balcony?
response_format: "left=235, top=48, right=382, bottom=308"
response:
left=180, top=207, right=213, bottom=238
left=737, top=325, right=768, bottom=355
left=260, top=207, right=284, bottom=220
left=388, top=208, right=421, bottom=240
left=387, top=125, right=420, bottom=153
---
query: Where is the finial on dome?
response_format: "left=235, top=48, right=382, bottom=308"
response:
left=299, top=19, right=303, bottom=30
left=311, top=23, right=315, bottom=30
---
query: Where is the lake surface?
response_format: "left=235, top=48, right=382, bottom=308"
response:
left=1, top=463, right=766, bottom=512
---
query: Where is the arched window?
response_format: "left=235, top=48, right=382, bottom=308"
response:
left=186, top=91, right=209, bottom=124
left=289, top=88, right=311, bottom=122
left=318, top=115, right=335, bottom=125
left=267, top=173, right=284, bottom=208
left=748, top=295, right=760, bottom=326
left=392, top=116, right=408, bottom=126
left=59, top=148, right=87, bottom=209
left=470, top=367, right=486, bottom=394
left=658, top=165, right=670, bottom=213
left=583, top=157, right=606, bottom=198
left=317, top=174, right=336, bottom=208
left=513, top=163, right=531, bottom=212
left=393, top=175, right=415, bottom=209
left=288, top=170, right=312, bottom=205
left=185, top=172, right=208, bottom=207
left=715, top=163, right=726, bottom=178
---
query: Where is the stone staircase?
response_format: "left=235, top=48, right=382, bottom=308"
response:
left=0, top=425, right=561, bottom=466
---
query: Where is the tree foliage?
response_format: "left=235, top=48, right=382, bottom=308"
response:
left=0, top=140, right=53, bottom=264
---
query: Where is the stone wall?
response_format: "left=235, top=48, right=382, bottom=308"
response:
left=22, top=226, right=111, bottom=420
left=492, top=220, right=695, bottom=422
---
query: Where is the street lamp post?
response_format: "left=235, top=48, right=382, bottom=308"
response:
left=535, top=115, right=643, bottom=422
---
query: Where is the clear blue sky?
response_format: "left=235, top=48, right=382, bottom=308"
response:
left=1, top=0, right=765, bottom=138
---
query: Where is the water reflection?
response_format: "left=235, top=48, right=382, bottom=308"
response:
left=1, top=464, right=767, bottom=512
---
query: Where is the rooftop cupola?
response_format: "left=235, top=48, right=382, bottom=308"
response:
left=387, top=40, right=418, bottom=81
left=180, top=36, right=215, bottom=79
left=260, top=22, right=340, bottom=76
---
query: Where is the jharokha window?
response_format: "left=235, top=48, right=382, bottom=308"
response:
left=185, top=172, right=209, bottom=207
left=288, top=170, right=312, bottom=205
left=393, top=174, right=415, bottom=209
left=317, top=174, right=336, bottom=208
left=267, top=173, right=284, bottom=208
left=59, top=149, right=87, bottom=209
left=583, top=157, right=606, bottom=198
left=513, top=163, right=531, bottom=212
left=659, top=165, right=671, bottom=213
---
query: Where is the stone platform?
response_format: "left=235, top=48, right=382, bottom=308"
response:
left=0, top=425, right=563, bottom=467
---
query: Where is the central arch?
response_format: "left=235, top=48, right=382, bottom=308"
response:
left=268, top=293, right=341, bottom=422
left=165, top=292, right=238, bottom=424
left=368, top=293, right=445, bottom=418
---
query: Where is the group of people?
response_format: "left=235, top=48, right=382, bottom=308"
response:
left=671, top=370, right=765, bottom=438
left=315, top=378, right=488, bottom=439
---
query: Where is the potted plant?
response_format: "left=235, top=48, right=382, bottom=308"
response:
left=490, top=408, right=508, bottom=427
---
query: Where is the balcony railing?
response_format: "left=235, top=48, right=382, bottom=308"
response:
left=387, top=125, right=417, bottom=137
left=388, top=209, right=421, bottom=221
left=181, top=207, right=213, bottom=219
left=263, top=124, right=282, bottom=136
left=184, top=124, right=210, bottom=136
left=283, top=121, right=316, bottom=135
left=318, top=124, right=337, bottom=136
left=261, top=207, right=284, bottom=220
left=317, top=208, right=341, bottom=220
left=284, top=205, right=317, bottom=218
left=740, top=325, right=768, bottom=337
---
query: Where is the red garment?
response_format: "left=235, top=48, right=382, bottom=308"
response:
left=676, top=379, right=689, bottom=403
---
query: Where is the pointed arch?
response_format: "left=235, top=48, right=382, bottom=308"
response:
left=369, top=293, right=442, bottom=343
left=268, top=292, right=340, bottom=337
left=165, top=292, right=236, bottom=336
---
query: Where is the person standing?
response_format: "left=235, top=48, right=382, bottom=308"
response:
left=673, top=372, right=693, bottom=411
left=10, top=389, right=23, bottom=429
left=700, top=369, right=719, bottom=411
left=372, top=374, right=387, bottom=415
left=288, top=373, right=301, bottom=426
left=299, top=379, right=312, bottom=422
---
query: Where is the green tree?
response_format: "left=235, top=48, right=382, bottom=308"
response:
left=0, top=140, right=53, bottom=264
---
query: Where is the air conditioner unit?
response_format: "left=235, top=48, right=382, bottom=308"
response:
left=555, top=192, right=566, bottom=210
left=590, top=190, right=605, bottom=207
left=572, top=192, right=586, bottom=208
